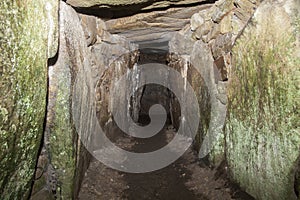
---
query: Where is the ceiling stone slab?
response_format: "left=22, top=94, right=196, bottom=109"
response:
left=66, top=0, right=208, bottom=10
left=105, top=4, right=212, bottom=44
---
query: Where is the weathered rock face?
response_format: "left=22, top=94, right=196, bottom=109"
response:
left=0, top=0, right=58, bottom=199
left=66, top=0, right=209, bottom=11
left=1, top=0, right=299, bottom=199
left=168, top=30, right=227, bottom=165
left=190, top=0, right=259, bottom=44
left=31, top=2, right=90, bottom=199
left=94, top=43, right=139, bottom=133
left=76, top=0, right=261, bottom=176
left=226, top=0, right=300, bottom=199
left=106, top=4, right=213, bottom=44
left=168, top=0, right=259, bottom=164
left=31, top=2, right=139, bottom=199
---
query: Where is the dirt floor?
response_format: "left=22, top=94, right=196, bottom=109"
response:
left=77, top=124, right=254, bottom=200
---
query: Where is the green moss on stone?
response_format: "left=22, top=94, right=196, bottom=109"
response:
left=226, top=5, right=300, bottom=199
left=0, top=0, right=58, bottom=199
left=0, top=1, right=48, bottom=199
left=48, top=65, right=76, bottom=199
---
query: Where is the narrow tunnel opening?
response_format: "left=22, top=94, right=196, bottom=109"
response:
left=46, top=2, right=256, bottom=199
left=79, top=39, right=253, bottom=199
left=132, top=41, right=180, bottom=129
left=125, top=42, right=182, bottom=153
left=134, top=84, right=179, bottom=128
left=75, top=37, right=256, bottom=200
left=104, top=41, right=183, bottom=153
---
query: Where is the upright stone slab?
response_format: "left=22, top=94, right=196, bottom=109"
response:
left=0, top=0, right=58, bottom=199
left=226, top=0, right=300, bottom=199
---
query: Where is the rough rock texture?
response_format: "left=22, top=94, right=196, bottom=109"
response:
left=226, top=0, right=300, bottom=199
left=168, top=52, right=212, bottom=150
left=190, top=0, right=259, bottom=43
left=103, top=4, right=230, bottom=151
left=182, top=0, right=260, bottom=164
left=167, top=26, right=223, bottom=165
left=106, top=4, right=212, bottom=44
left=91, top=23, right=139, bottom=133
left=190, top=0, right=260, bottom=60
left=66, top=0, right=208, bottom=10
left=0, top=0, right=58, bottom=199
left=167, top=0, right=259, bottom=165
left=31, top=2, right=90, bottom=199
left=31, top=2, right=139, bottom=199
left=2, top=0, right=299, bottom=199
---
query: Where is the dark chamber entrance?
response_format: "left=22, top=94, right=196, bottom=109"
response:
left=78, top=46, right=254, bottom=200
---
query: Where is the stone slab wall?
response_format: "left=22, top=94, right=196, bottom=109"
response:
left=0, top=0, right=58, bottom=199
left=226, top=0, right=300, bottom=199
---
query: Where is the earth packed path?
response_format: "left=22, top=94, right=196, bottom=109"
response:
left=78, top=125, right=254, bottom=200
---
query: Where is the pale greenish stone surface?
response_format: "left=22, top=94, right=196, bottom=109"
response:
left=47, top=55, right=76, bottom=199
left=0, top=0, right=58, bottom=199
left=31, top=2, right=90, bottom=199
left=226, top=0, right=300, bottom=199
left=41, top=2, right=94, bottom=198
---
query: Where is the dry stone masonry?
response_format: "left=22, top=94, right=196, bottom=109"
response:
left=0, top=0, right=299, bottom=199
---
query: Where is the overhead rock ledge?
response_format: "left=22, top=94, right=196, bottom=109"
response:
left=66, top=0, right=212, bottom=10
left=106, top=4, right=212, bottom=44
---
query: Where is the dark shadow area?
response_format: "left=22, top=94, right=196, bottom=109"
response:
left=104, top=83, right=180, bottom=153
left=213, top=160, right=255, bottom=200
left=121, top=129, right=208, bottom=200
left=138, top=41, right=169, bottom=64
left=135, top=84, right=180, bottom=127
left=294, top=155, right=300, bottom=199
left=29, top=51, right=60, bottom=199
left=73, top=0, right=217, bottom=19
left=103, top=45, right=180, bottom=153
